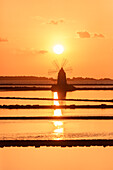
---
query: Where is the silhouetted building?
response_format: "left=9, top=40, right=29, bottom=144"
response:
left=57, top=67, right=67, bottom=86
left=51, top=68, right=75, bottom=98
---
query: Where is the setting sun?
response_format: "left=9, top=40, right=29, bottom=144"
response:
left=53, top=44, right=64, bottom=54
left=1, top=1, right=113, bottom=170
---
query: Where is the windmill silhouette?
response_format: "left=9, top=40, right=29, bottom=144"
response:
left=49, top=59, right=75, bottom=98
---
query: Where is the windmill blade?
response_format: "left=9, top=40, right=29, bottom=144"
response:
left=52, top=60, right=60, bottom=71
left=61, top=58, right=68, bottom=68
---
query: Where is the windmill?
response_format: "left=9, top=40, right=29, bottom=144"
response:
left=49, top=59, right=75, bottom=98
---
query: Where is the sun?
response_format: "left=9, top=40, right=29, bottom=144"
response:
left=53, top=44, right=64, bottom=54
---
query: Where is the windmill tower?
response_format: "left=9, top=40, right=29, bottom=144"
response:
left=57, top=67, right=67, bottom=86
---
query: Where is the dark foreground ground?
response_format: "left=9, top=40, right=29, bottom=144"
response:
left=0, top=140, right=113, bottom=148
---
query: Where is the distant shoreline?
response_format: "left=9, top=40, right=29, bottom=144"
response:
left=0, top=76, right=112, bottom=81
left=0, top=76, right=113, bottom=84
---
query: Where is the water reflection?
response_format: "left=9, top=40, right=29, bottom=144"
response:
left=53, top=92, right=64, bottom=140
left=58, top=91, right=66, bottom=99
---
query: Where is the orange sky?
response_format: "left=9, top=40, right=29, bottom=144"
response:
left=1, top=0, right=113, bottom=78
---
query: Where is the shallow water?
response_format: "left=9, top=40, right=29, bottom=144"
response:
left=0, top=90, right=113, bottom=140
left=0, top=89, right=113, bottom=170
left=0, top=120, right=113, bottom=140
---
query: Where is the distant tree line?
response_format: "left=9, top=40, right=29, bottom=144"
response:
left=0, top=76, right=113, bottom=83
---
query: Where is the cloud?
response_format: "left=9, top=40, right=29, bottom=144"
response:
left=0, top=37, right=8, bottom=42
left=77, top=31, right=91, bottom=38
left=15, top=48, right=48, bottom=56
left=38, top=50, right=48, bottom=54
left=32, top=16, right=65, bottom=25
left=47, top=19, right=64, bottom=25
left=77, top=31, right=105, bottom=39
left=94, top=33, right=104, bottom=38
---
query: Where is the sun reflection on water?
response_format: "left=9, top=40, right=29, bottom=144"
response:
left=53, top=92, right=64, bottom=140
